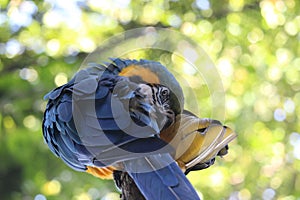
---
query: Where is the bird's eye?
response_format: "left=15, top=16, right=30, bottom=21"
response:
left=161, top=89, right=169, bottom=96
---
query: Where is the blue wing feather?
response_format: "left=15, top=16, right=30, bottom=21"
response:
left=57, top=101, right=72, bottom=122
left=125, top=154, right=200, bottom=200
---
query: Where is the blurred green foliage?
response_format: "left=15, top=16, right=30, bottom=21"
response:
left=0, top=0, right=300, bottom=199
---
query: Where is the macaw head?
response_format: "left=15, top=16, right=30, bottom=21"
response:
left=129, top=83, right=177, bottom=133
left=113, top=58, right=184, bottom=120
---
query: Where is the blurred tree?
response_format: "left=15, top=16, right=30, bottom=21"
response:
left=0, top=0, right=300, bottom=199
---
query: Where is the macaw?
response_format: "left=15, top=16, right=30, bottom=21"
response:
left=42, top=58, right=236, bottom=200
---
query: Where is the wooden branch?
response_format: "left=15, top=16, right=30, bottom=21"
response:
left=113, top=170, right=146, bottom=200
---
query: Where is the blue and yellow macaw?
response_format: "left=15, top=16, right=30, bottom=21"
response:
left=42, top=58, right=236, bottom=200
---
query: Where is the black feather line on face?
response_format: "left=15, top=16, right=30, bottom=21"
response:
left=150, top=84, right=157, bottom=105
left=146, top=83, right=177, bottom=129
left=145, top=83, right=181, bottom=116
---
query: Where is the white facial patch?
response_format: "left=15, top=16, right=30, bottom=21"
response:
left=138, top=84, right=153, bottom=104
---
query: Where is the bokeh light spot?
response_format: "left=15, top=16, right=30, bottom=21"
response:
left=239, top=54, right=252, bottom=66
left=289, top=132, right=300, bottom=159
left=210, top=170, right=224, bottom=188
left=227, top=23, right=241, bottom=36
left=6, top=39, right=24, bottom=58
left=168, top=14, right=182, bottom=28
left=74, top=192, right=92, bottom=200
left=43, top=10, right=62, bottom=28
left=195, top=0, right=210, bottom=10
left=181, top=22, right=196, bottom=36
left=284, top=21, right=298, bottom=36
left=247, top=28, right=264, bottom=44
left=238, top=188, right=251, bottom=200
left=23, top=115, right=39, bottom=130
left=229, top=0, right=244, bottom=11
left=42, top=179, right=61, bottom=196
left=54, top=72, right=68, bottom=87
left=262, top=188, right=276, bottom=200
left=270, top=177, right=282, bottom=189
left=230, top=171, right=244, bottom=185
left=274, top=31, right=288, bottom=47
left=7, top=1, right=37, bottom=31
left=283, top=99, right=295, bottom=113
left=198, top=20, right=212, bottom=34
left=3, top=116, right=16, bottom=130
left=59, top=170, right=72, bottom=182
left=34, top=194, right=47, bottom=200
left=46, top=39, right=61, bottom=56
left=102, top=192, right=120, bottom=200
left=276, top=48, right=293, bottom=65
left=274, top=108, right=286, bottom=122
left=183, top=47, right=198, bottom=63
left=226, top=96, right=240, bottom=117
left=19, top=68, right=38, bottom=82
left=267, top=66, right=282, bottom=82
left=88, top=188, right=101, bottom=199
left=217, top=58, right=233, bottom=77
left=140, top=4, right=160, bottom=25
left=260, top=1, right=286, bottom=28
left=78, top=37, right=96, bottom=53
left=0, top=13, right=7, bottom=26
left=275, top=0, right=287, bottom=12
left=183, top=62, right=197, bottom=75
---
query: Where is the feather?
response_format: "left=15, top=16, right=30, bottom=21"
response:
left=124, top=154, right=200, bottom=200
left=57, top=101, right=72, bottom=122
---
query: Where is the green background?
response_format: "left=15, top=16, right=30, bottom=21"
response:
left=0, top=0, right=299, bottom=199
